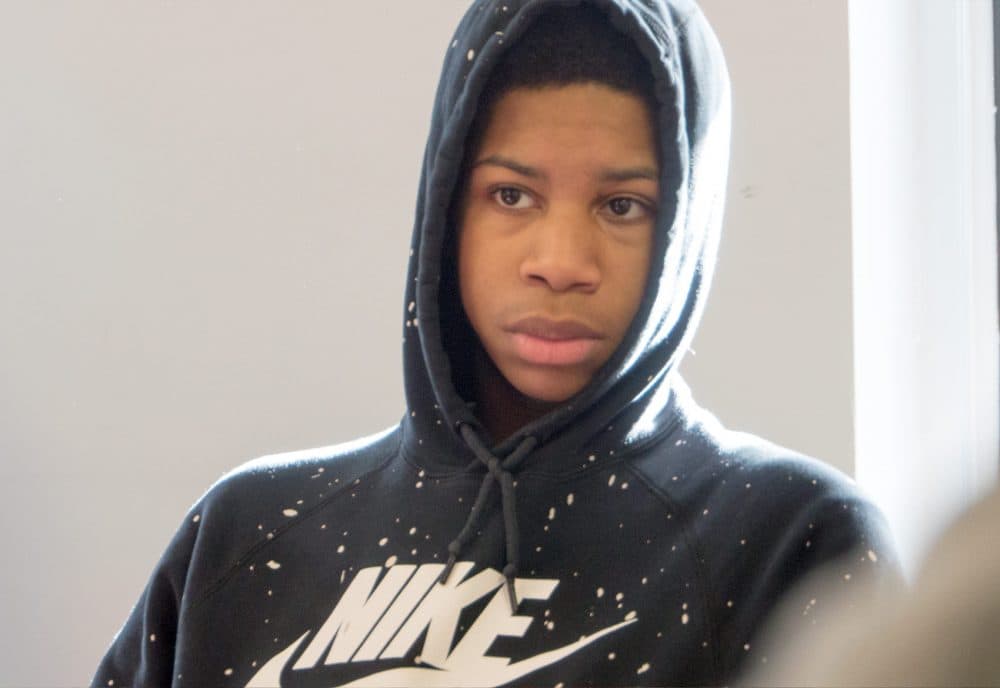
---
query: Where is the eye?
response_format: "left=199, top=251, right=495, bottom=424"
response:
left=602, top=196, right=654, bottom=222
left=491, top=186, right=535, bottom=210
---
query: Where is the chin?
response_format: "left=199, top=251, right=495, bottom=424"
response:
left=510, top=370, right=588, bottom=405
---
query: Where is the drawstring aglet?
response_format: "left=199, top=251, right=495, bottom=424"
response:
left=439, top=539, right=463, bottom=586
left=504, top=576, right=519, bottom=614
left=438, top=552, right=458, bottom=586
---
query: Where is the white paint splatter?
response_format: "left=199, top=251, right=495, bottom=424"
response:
left=224, top=667, right=233, bottom=676
left=379, top=537, right=389, bottom=546
left=415, top=481, right=424, bottom=489
left=608, top=474, right=616, bottom=487
left=681, top=613, right=689, bottom=624
left=548, top=507, right=556, bottom=520
left=567, top=493, right=575, bottom=505
left=386, top=555, right=398, bottom=567
left=637, top=662, right=650, bottom=675
left=608, top=652, right=616, bottom=660
left=192, top=514, right=200, bottom=523
left=545, top=620, right=555, bottom=631
left=615, top=592, right=624, bottom=602
left=867, top=549, right=878, bottom=562
left=283, top=508, right=298, bottom=517
left=596, top=587, right=605, bottom=598
left=408, top=301, right=415, bottom=312
left=467, top=49, right=475, bottom=61
left=149, top=634, right=156, bottom=642
left=641, top=577, right=648, bottom=585
left=621, top=482, right=629, bottom=490
left=625, top=610, right=637, bottom=621
left=843, top=573, right=852, bottom=581
left=409, top=527, right=417, bottom=535
left=337, top=544, right=345, bottom=554
left=588, top=454, right=596, bottom=462
left=266, top=560, right=281, bottom=570
left=744, top=643, right=751, bottom=651
left=727, top=600, right=734, bottom=608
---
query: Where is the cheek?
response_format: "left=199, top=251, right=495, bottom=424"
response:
left=605, top=242, right=653, bottom=337
left=456, top=223, right=493, bottom=327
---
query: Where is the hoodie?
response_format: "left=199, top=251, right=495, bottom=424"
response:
left=93, top=1, right=900, bottom=686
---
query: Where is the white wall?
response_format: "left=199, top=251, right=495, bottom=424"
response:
left=686, top=0, right=855, bottom=474
left=0, top=2, right=857, bottom=685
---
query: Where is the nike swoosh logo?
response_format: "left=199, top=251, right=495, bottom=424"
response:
left=246, top=619, right=636, bottom=687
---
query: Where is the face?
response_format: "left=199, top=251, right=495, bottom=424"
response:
left=458, top=83, right=658, bottom=403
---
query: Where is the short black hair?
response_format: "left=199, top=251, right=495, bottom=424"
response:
left=480, top=4, right=658, bottom=116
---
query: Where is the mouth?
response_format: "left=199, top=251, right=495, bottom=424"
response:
left=505, top=316, right=604, bottom=366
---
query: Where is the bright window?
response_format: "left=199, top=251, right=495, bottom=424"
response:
left=848, top=0, right=999, bottom=574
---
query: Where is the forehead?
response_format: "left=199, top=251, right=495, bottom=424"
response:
left=471, top=84, right=659, bottom=171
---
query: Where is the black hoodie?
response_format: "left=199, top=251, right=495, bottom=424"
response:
left=93, top=1, right=900, bottom=686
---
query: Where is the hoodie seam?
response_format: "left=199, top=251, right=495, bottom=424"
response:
left=517, top=410, right=684, bottom=480
left=187, top=438, right=400, bottom=611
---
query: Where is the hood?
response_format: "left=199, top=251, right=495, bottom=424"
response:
left=401, top=0, right=730, bottom=472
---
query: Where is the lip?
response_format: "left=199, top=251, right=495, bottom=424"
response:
left=505, top=316, right=603, bottom=366
left=505, top=316, right=603, bottom=340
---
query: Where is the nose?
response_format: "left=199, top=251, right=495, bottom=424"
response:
left=519, top=207, right=602, bottom=293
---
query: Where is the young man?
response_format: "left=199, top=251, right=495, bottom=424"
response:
left=94, top=1, right=899, bottom=686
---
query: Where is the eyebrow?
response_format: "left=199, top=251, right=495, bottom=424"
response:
left=473, top=155, right=542, bottom=178
left=599, top=166, right=659, bottom=183
left=473, top=155, right=658, bottom=183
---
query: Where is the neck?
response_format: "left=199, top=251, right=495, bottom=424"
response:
left=471, top=347, right=557, bottom=443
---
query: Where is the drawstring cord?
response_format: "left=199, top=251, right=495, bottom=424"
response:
left=437, top=425, right=538, bottom=613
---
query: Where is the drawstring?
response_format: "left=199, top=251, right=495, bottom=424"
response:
left=437, top=424, right=538, bottom=613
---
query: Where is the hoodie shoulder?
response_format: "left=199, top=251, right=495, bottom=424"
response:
left=182, top=426, right=402, bottom=596
left=628, top=397, right=900, bottom=680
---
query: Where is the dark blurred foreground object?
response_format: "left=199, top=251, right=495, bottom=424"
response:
left=750, top=487, right=1000, bottom=687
